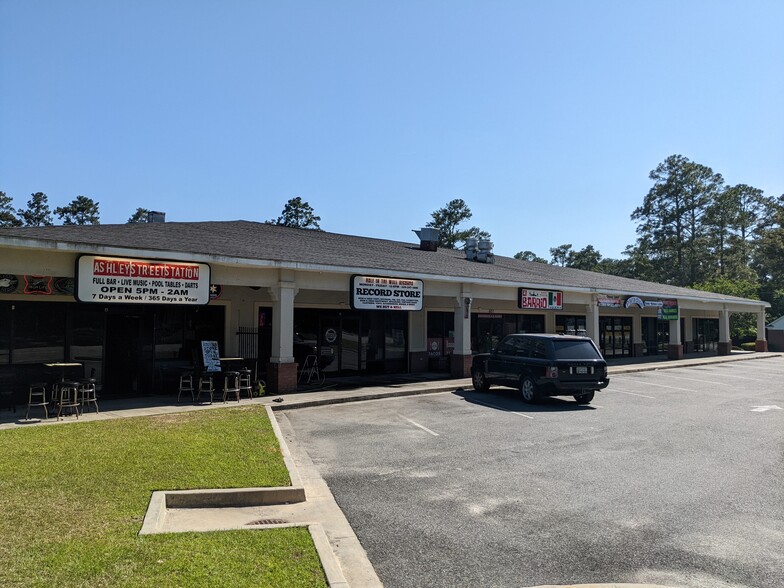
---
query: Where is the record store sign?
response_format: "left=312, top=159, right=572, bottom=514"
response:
left=76, top=255, right=211, bottom=305
left=351, top=275, right=424, bottom=311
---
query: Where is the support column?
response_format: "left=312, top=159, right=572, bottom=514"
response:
left=267, top=277, right=298, bottom=393
left=545, top=312, right=556, bottom=335
left=756, top=310, right=769, bottom=352
left=683, top=315, right=694, bottom=353
left=632, top=314, right=644, bottom=357
left=408, top=309, right=428, bottom=373
left=585, top=296, right=600, bottom=350
left=718, top=309, right=732, bottom=356
left=668, top=314, right=683, bottom=360
left=451, top=289, right=473, bottom=378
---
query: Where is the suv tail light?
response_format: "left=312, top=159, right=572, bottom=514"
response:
left=546, top=366, right=558, bottom=379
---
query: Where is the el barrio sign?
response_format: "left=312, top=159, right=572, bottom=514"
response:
left=76, top=255, right=211, bottom=305
left=518, top=288, right=563, bottom=310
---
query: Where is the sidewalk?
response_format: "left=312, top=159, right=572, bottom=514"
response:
left=1, top=351, right=781, bottom=429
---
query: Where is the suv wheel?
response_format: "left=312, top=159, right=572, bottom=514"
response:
left=574, top=391, right=595, bottom=404
left=471, top=369, right=490, bottom=393
left=520, top=376, right=539, bottom=403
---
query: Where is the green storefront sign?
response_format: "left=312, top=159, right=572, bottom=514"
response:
left=659, top=299, right=679, bottom=320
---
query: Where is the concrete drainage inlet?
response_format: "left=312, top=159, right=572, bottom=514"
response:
left=247, top=518, right=289, bottom=526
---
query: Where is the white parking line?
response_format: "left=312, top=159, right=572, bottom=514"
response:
left=650, top=372, right=731, bottom=386
left=469, top=398, right=535, bottom=419
left=613, top=375, right=693, bottom=392
left=693, top=370, right=770, bottom=382
left=613, top=388, right=657, bottom=399
left=398, top=415, right=440, bottom=436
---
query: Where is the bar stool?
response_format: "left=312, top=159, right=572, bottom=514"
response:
left=222, top=371, right=240, bottom=403
left=57, top=381, right=81, bottom=420
left=177, top=373, right=195, bottom=403
left=238, top=369, right=254, bottom=399
left=25, top=382, right=49, bottom=420
left=79, top=379, right=99, bottom=413
left=196, top=373, right=214, bottom=404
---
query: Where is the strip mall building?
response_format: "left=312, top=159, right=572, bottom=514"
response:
left=0, top=220, right=770, bottom=398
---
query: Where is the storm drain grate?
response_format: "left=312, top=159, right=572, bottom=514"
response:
left=247, top=518, right=289, bottom=526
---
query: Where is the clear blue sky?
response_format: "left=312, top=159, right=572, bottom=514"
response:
left=2, top=1, right=782, bottom=259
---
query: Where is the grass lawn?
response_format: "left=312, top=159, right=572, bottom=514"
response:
left=0, top=406, right=328, bottom=587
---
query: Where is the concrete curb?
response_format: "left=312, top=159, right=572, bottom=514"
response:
left=309, top=524, right=350, bottom=588
left=269, top=382, right=469, bottom=412
left=609, top=351, right=782, bottom=375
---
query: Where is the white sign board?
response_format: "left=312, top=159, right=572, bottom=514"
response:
left=518, top=289, right=563, bottom=310
left=351, top=275, right=424, bottom=311
left=201, top=341, right=222, bottom=372
left=76, top=255, right=211, bottom=305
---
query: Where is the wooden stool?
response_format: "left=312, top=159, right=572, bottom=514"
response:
left=177, top=373, right=195, bottom=403
left=238, top=369, right=254, bottom=399
left=57, top=381, right=81, bottom=420
left=222, top=372, right=240, bottom=403
left=79, top=379, right=99, bottom=413
left=25, top=382, right=48, bottom=420
left=196, top=373, right=214, bottom=404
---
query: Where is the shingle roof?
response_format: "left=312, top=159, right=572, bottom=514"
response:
left=0, top=220, right=765, bottom=306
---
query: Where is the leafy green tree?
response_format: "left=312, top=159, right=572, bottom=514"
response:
left=426, top=198, right=490, bottom=249
left=630, top=155, right=723, bottom=286
left=0, top=191, right=22, bottom=226
left=567, top=245, right=602, bottom=271
left=127, top=207, right=151, bottom=223
left=752, top=194, right=784, bottom=320
left=595, top=256, right=636, bottom=278
left=17, top=192, right=53, bottom=226
left=549, top=244, right=573, bottom=266
left=54, top=195, right=100, bottom=225
left=514, top=250, right=547, bottom=263
left=268, top=197, right=321, bottom=229
left=703, top=183, right=766, bottom=279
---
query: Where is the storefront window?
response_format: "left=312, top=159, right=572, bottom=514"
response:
left=427, top=312, right=454, bottom=371
left=472, top=314, right=545, bottom=353
left=0, top=303, right=10, bottom=364
left=12, top=302, right=65, bottom=364
left=69, top=306, right=106, bottom=382
left=693, top=318, right=719, bottom=352
left=599, top=316, right=633, bottom=358
left=293, top=309, right=408, bottom=375
left=556, top=315, right=586, bottom=336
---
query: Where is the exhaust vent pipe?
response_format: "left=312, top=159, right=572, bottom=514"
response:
left=413, top=227, right=440, bottom=251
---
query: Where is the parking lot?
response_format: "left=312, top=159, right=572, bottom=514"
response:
left=285, top=357, right=784, bottom=588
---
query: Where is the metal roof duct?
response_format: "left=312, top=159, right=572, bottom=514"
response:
left=465, top=238, right=495, bottom=264
left=413, top=227, right=440, bottom=251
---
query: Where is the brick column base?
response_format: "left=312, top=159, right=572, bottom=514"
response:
left=755, top=340, right=769, bottom=352
left=266, top=362, right=298, bottom=394
left=633, top=343, right=644, bottom=357
left=451, top=354, right=473, bottom=378
left=717, top=342, right=732, bottom=356
left=668, top=344, right=683, bottom=360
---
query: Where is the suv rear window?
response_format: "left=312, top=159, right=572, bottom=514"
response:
left=551, top=339, right=602, bottom=360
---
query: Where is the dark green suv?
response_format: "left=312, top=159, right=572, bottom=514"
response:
left=470, top=333, right=609, bottom=404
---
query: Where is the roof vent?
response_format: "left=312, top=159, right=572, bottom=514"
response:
left=413, top=227, right=440, bottom=251
left=465, top=238, right=495, bottom=264
left=147, top=211, right=166, bottom=223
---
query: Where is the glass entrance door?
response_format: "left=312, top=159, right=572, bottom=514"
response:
left=642, top=317, right=669, bottom=355
left=599, top=317, right=633, bottom=358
